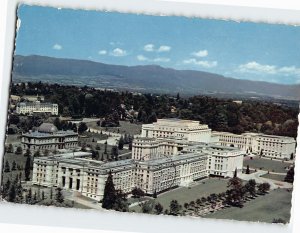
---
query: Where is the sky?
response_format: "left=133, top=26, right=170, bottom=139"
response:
left=15, top=5, right=300, bottom=84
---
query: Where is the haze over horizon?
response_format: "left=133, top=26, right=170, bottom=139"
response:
left=15, top=5, right=300, bottom=85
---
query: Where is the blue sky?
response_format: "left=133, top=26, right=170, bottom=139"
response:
left=15, top=5, right=300, bottom=84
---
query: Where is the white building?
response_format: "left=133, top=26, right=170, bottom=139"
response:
left=16, top=101, right=58, bottom=115
left=22, top=123, right=78, bottom=154
left=213, top=131, right=296, bottom=160
left=141, top=118, right=212, bottom=143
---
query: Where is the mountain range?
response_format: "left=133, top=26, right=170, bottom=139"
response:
left=12, top=55, right=300, bottom=100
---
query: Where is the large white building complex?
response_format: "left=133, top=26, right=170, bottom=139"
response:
left=22, top=123, right=78, bottom=154
left=141, top=118, right=212, bottom=143
left=213, top=131, right=296, bottom=160
left=32, top=119, right=244, bottom=201
left=16, top=100, right=59, bottom=115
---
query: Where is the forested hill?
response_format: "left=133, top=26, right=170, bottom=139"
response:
left=10, top=82, right=299, bottom=138
left=12, top=55, right=300, bottom=100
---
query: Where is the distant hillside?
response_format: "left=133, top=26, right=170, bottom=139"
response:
left=12, top=55, right=300, bottom=100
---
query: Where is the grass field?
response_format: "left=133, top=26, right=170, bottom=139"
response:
left=130, top=178, right=229, bottom=212
left=1, top=152, right=28, bottom=182
left=243, top=157, right=290, bottom=173
left=205, top=188, right=292, bottom=223
left=87, top=120, right=142, bottom=135
left=261, top=173, right=286, bottom=182
left=79, top=132, right=131, bottom=161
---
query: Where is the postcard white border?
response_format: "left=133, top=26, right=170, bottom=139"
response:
left=0, top=1, right=299, bottom=233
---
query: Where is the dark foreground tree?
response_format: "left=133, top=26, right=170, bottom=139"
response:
left=102, top=171, right=117, bottom=209
left=154, top=203, right=164, bottom=215
left=169, top=200, right=182, bottom=216
left=24, top=156, right=31, bottom=181
left=131, top=187, right=145, bottom=198
left=258, top=182, right=271, bottom=194
left=284, top=167, right=294, bottom=183
left=55, top=187, right=64, bottom=203
left=245, top=165, right=250, bottom=174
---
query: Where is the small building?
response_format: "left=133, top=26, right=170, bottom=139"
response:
left=22, top=123, right=78, bottom=155
left=16, top=101, right=58, bottom=115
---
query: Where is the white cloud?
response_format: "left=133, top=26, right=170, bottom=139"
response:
left=158, top=45, right=171, bottom=52
left=137, top=55, right=148, bottom=61
left=52, top=44, right=62, bottom=50
left=238, top=61, right=300, bottom=77
left=153, top=57, right=170, bottom=62
left=192, top=50, right=208, bottom=58
left=110, top=48, right=127, bottom=57
left=238, top=61, right=276, bottom=74
left=137, top=55, right=170, bottom=63
left=98, top=50, right=107, bottom=55
left=183, top=58, right=217, bottom=68
left=144, top=44, right=155, bottom=52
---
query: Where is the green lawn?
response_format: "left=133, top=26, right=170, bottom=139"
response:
left=1, top=152, right=28, bottom=182
left=261, top=173, right=286, bottom=182
left=243, top=157, right=291, bottom=173
left=87, top=120, right=142, bottom=136
left=205, top=188, right=292, bottom=223
left=130, top=178, right=229, bottom=212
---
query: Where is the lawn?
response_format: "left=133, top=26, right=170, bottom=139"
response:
left=79, top=132, right=132, bottom=161
left=243, top=157, right=291, bottom=173
left=1, top=152, right=28, bottom=183
left=261, top=173, right=286, bottom=182
left=205, top=188, right=292, bottom=223
left=87, top=120, right=142, bottom=136
left=130, top=178, right=229, bottom=212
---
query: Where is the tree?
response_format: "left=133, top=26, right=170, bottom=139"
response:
left=153, top=190, right=157, bottom=198
left=244, top=179, right=256, bottom=197
left=55, top=187, right=64, bottom=203
left=15, top=146, right=23, bottom=155
left=7, top=144, right=14, bottom=153
left=26, top=188, right=32, bottom=204
left=102, top=171, right=117, bottom=209
left=104, top=141, right=108, bottom=154
left=141, top=200, right=155, bottom=214
left=41, top=191, right=45, bottom=200
left=24, top=148, right=31, bottom=157
left=111, top=146, right=119, bottom=161
left=11, top=161, right=17, bottom=171
left=154, top=203, right=164, bottom=215
left=118, top=136, right=124, bottom=150
left=233, top=168, right=237, bottom=178
left=169, top=200, right=182, bottom=216
left=1, top=179, right=11, bottom=198
left=34, top=150, right=41, bottom=157
left=290, top=153, right=294, bottom=160
left=284, top=167, right=294, bottom=183
left=24, top=156, right=32, bottom=181
left=8, top=183, right=16, bottom=202
left=78, top=122, right=88, bottom=134
left=226, top=177, right=244, bottom=207
left=258, top=182, right=270, bottom=194
left=4, top=161, right=10, bottom=172
left=113, top=190, right=129, bottom=212
left=245, top=165, right=250, bottom=174
left=131, top=187, right=145, bottom=198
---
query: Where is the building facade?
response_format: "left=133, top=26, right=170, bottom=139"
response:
left=32, top=119, right=244, bottom=201
left=16, top=101, right=58, bottom=115
left=213, top=131, right=296, bottom=160
left=141, top=118, right=212, bottom=143
left=22, top=123, right=78, bottom=154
